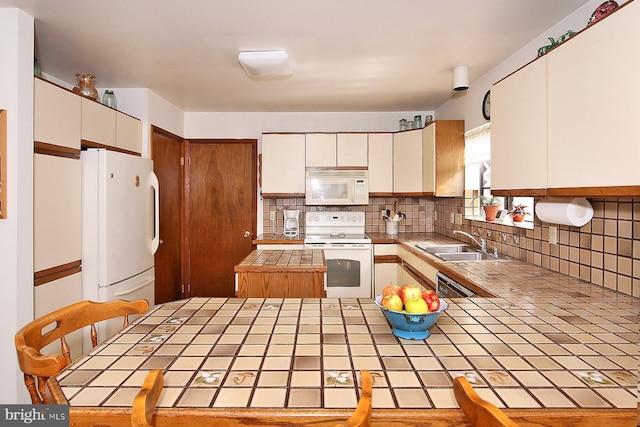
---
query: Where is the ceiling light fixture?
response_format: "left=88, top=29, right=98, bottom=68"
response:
left=452, top=65, right=469, bottom=91
left=238, top=50, right=292, bottom=78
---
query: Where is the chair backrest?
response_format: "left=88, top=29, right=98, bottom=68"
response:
left=335, top=370, right=373, bottom=427
left=132, top=370, right=164, bottom=427
left=453, top=376, right=519, bottom=427
left=15, top=299, right=149, bottom=404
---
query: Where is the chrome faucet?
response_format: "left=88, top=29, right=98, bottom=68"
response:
left=453, top=230, right=487, bottom=253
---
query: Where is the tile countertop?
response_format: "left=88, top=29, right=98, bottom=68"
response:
left=248, top=231, right=639, bottom=413
left=53, top=233, right=638, bottom=417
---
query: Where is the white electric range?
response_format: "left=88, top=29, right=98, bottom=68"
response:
left=303, top=211, right=372, bottom=298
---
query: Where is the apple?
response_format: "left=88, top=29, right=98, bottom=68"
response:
left=381, top=294, right=403, bottom=312
left=404, top=297, right=429, bottom=314
left=382, top=285, right=401, bottom=298
left=400, top=284, right=422, bottom=304
left=422, top=289, right=440, bottom=312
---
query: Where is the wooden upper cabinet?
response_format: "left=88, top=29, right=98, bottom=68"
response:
left=81, top=98, right=116, bottom=146
left=337, top=133, right=368, bottom=167
left=305, top=133, right=337, bottom=167
left=546, top=0, right=639, bottom=194
left=34, top=78, right=81, bottom=149
left=368, top=133, right=393, bottom=194
left=261, top=133, right=306, bottom=195
left=422, top=120, right=465, bottom=197
left=116, top=113, right=142, bottom=153
left=491, top=57, right=548, bottom=195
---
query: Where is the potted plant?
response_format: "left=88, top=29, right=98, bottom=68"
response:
left=509, top=204, right=529, bottom=223
left=480, top=195, right=501, bottom=221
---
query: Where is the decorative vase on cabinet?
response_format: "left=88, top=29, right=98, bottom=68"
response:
left=72, top=73, right=98, bottom=101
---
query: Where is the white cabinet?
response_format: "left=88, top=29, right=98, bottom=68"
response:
left=491, top=57, right=548, bottom=194
left=81, top=97, right=116, bottom=146
left=337, top=133, right=368, bottom=167
left=34, top=273, right=83, bottom=360
left=306, top=133, right=368, bottom=167
left=261, top=133, right=306, bottom=195
left=305, top=133, right=337, bottom=167
left=546, top=0, right=639, bottom=191
left=368, top=133, right=393, bottom=194
left=393, top=122, right=464, bottom=196
left=34, top=79, right=81, bottom=149
left=116, top=112, right=142, bottom=153
left=491, top=1, right=639, bottom=196
left=81, top=98, right=142, bottom=154
left=393, top=129, right=423, bottom=193
left=33, top=154, right=82, bottom=272
left=373, top=244, right=398, bottom=296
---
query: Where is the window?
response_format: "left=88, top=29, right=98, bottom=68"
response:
left=464, top=124, right=533, bottom=228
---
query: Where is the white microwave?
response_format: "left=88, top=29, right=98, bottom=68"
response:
left=305, top=169, right=369, bottom=205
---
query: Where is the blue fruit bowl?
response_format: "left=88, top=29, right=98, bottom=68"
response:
left=375, top=295, right=448, bottom=340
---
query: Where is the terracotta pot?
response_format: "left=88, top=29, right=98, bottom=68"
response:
left=512, top=213, right=525, bottom=222
left=483, top=205, right=500, bottom=221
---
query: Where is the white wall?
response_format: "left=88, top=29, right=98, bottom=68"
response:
left=436, top=0, right=626, bottom=130
left=0, top=8, right=35, bottom=404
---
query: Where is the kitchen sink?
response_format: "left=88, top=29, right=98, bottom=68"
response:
left=434, top=252, right=504, bottom=262
left=415, top=243, right=473, bottom=254
left=415, top=243, right=507, bottom=262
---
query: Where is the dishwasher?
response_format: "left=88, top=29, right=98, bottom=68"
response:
left=436, top=272, right=477, bottom=298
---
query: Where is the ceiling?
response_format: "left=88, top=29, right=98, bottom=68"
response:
left=2, top=0, right=592, bottom=112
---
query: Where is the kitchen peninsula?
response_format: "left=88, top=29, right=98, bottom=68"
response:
left=234, top=249, right=326, bottom=298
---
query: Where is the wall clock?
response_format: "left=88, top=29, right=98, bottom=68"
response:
left=482, top=90, right=491, bottom=120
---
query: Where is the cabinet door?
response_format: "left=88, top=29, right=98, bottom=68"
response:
left=423, top=120, right=465, bottom=197
left=368, top=133, right=393, bottom=194
left=306, top=133, right=336, bottom=167
left=81, top=98, right=116, bottom=146
left=34, top=272, right=83, bottom=360
left=33, top=154, right=82, bottom=272
left=337, top=133, right=368, bottom=167
left=491, top=56, right=548, bottom=193
left=393, top=129, right=422, bottom=193
left=116, top=112, right=142, bottom=153
left=547, top=0, right=639, bottom=190
left=34, top=79, right=81, bottom=149
left=261, top=133, right=306, bottom=194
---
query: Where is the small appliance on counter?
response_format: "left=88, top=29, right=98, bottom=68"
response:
left=283, top=209, right=300, bottom=236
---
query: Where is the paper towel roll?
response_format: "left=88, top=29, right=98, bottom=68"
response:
left=535, top=197, right=593, bottom=227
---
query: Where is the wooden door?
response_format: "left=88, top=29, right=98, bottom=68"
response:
left=186, top=139, right=256, bottom=297
left=150, top=126, right=184, bottom=304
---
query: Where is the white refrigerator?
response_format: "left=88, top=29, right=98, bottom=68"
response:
left=81, top=148, right=159, bottom=349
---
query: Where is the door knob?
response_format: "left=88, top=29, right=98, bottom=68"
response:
left=243, top=231, right=251, bottom=238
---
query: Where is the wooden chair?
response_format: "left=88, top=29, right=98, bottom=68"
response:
left=336, top=370, right=373, bottom=427
left=15, top=299, right=149, bottom=404
left=132, top=370, right=164, bottom=427
left=453, top=376, right=519, bottom=427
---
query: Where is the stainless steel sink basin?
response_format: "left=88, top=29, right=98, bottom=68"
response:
left=434, top=251, right=504, bottom=262
left=415, top=243, right=507, bottom=262
left=415, top=243, right=473, bottom=254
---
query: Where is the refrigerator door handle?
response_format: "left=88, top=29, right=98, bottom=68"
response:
left=114, top=276, right=155, bottom=297
left=149, top=170, right=160, bottom=255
